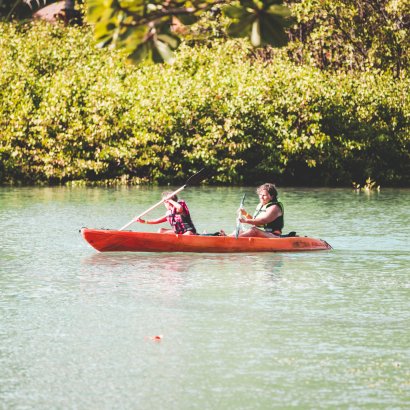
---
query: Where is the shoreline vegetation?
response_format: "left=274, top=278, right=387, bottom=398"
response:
left=1, top=21, right=409, bottom=187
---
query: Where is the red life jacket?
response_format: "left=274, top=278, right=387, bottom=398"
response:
left=166, top=200, right=197, bottom=234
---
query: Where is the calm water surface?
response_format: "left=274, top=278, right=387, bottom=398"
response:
left=1, top=186, right=409, bottom=409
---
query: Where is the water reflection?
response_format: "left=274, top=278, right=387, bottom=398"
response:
left=80, top=251, right=286, bottom=292
left=82, top=252, right=284, bottom=273
left=82, top=252, right=284, bottom=270
left=82, top=252, right=196, bottom=271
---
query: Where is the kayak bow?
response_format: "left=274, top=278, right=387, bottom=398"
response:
left=81, top=228, right=332, bottom=253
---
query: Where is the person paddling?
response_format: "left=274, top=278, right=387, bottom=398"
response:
left=136, top=192, right=197, bottom=235
left=233, top=183, right=284, bottom=238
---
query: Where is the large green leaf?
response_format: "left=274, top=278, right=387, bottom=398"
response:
left=251, top=19, right=261, bottom=46
left=153, top=39, right=175, bottom=63
left=87, top=0, right=117, bottom=24
left=266, top=4, right=292, bottom=19
left=117, top=0, right=145, bottom=15
left=239, top=0, right=259, bottom=8
left=87, top=0, right=293, bottom=63
left=223, top=5, right=247, bottom=19
left=261, top=0, right=284, bottom=7
left=128, top=40, right=151, bottom=63
left=225, top=1, right=292, bottom=47
left=127, top=26, right=178, bottom=64
left=176, top=14, right=199, bottom=25
left=157, top=32, right=180, bottom=50
left=227, top=13, right=256, bottom=38
left=259, top=11, right=292, bottom=46
left=120, top=25, right=148, bottom=53
left=156, top=20, right=181, bottom=50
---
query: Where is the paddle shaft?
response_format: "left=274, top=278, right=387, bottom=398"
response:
left=119, top=186, right=186, bottom=231
left=119, top=168, right=207, bottom=231
left=235, top=193, right=246, bottom=239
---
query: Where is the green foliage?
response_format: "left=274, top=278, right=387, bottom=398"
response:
left=224, top=1, right=293, bottom=47
left=353, top=177, right=380, bottom=192
left=0, top=21, right=409, bottom=186
left=85, top=0, right=293, bottom=63
left=287, top=0, right=410, bottom=76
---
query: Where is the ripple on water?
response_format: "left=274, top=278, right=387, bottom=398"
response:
left=1, top=187, right=409, bottom=409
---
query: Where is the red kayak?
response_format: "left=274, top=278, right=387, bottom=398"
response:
left=81, top=228, right=332, bottom=253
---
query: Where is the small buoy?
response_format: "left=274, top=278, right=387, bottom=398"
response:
left=152, top=335, right=163, bottom=341
left=145, top=335, right=163, bottom=342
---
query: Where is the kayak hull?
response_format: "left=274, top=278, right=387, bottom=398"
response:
left=81, top=228, right=332, bottom=253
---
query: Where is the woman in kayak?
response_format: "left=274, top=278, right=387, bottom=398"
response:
left=233, top=183, right=284, bottom=238
left=136, top=192, right=197, bottom=235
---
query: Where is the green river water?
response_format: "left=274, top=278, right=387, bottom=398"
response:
left=1, top=186, right=409, bottom=409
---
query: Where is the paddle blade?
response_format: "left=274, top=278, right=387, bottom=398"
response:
left=184, top=168, right=209, bottom=187
left=235, top=219, right=241, bottom=239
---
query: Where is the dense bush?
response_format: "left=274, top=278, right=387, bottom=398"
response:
left=287, top=0, right=410, bottom=77
left=0, top=22, right=409, bottom=186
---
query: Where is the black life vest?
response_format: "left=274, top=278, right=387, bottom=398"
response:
left=253, top=200, right=284, bottom=234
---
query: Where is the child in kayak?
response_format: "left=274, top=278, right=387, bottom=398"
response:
left=136, top=192, right=197, bottom=235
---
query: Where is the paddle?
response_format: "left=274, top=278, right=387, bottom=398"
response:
left=119, top=168, right=208, bottom=231
left=235, top=193, right=246, bottom=239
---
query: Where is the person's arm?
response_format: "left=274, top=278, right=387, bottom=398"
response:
left=165, top=199, right=184, bottom=214
left=240, top=205, right=282, bottom=226
left=136, top=216, right=167, bottom=225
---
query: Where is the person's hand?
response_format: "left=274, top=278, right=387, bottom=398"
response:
left=164, top=195, right=175, bottom=203
left=135, top=218, right=145, bottom=224
left=238, top=208, right=247, bottom=216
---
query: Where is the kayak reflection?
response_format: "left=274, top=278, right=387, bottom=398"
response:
left=81, top=252, right=286, bottom=280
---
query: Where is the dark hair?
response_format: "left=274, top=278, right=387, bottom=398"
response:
left=162, top=191, right=178, bottom=201
left=256, top=183, right=278, bottom=199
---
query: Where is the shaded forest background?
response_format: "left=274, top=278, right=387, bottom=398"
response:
left=0, top=0, right=409, bottom=186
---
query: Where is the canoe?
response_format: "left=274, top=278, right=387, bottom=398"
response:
left=81, top=228, right=332, bottom=253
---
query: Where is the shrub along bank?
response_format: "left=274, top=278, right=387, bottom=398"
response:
left=1, top=22, right=409, bottom=186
